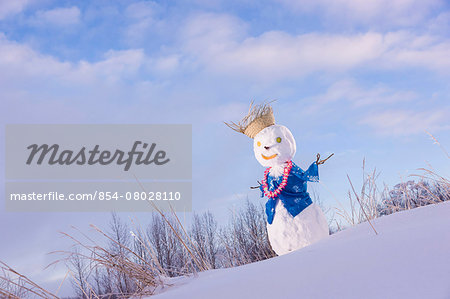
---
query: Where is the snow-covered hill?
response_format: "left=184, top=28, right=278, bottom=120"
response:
left=152, top=202, right=450, bottom=299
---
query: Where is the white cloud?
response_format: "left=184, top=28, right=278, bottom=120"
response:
left=288, top=78, right=448, bottom=137
left=0, top=34, right=172, bottom=124
left=277, top=0, right=443, bottom=27
left=306, top=79, right=417, bottom=111
left=428, top=11, right=450, bottom=33
left=178, top=14, right=450, bottom=81
left=360, top=109, right=450, bottom=136
left=207, top=31, right=386, bottom=78
left=0, top=0, right=29, bottom=19
left=382, top=31, right=450, bottom=71
left=32, top=6, right=81, bottom=26
left=180, top=14, right=386, bottom=79
left=0, top=33, right=71, bottom=78
left=181, top=13, right=247, bottom=50
left=0, top=34, right=145, bottom=86
left=76, top=49, right=146, bottom=83
left=125, top=1, right=157, bottom=20
left=123, top=1, right=160, bottom=44
left=153, top=55, right=180, bottom=73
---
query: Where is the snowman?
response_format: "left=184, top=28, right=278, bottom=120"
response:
left=226, top=102, right=332, bottom=255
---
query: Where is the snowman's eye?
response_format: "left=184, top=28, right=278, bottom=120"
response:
left=257, top=141, right=261, bottom=147
left=276, top=137, right=282, bottom=143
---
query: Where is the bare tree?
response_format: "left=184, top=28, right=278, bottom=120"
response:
left=68, top=246, right=91, bottom=299
left=0, top=270, right=28, bottom=298
left=67, top=205, right=277, bottom=298
left=221, top=200, right=275, bottom=266
left=108, top=212, right=135, bottom=296
left=379, top=180, right=450, bottom=215
left=190, top=212, right=219, bottom=269
left=147, top=213, right=185, bottom=277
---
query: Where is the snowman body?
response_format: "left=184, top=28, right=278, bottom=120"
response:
left=267, top=201, right=328, bottom=255
left=266, top=173, right=329, bottom=255
left=254, top=125, right=329, bottom=255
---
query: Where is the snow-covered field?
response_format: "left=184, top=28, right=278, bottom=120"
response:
left=152, top=202, right=450, bottom=299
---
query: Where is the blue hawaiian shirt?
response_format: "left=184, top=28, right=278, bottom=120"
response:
left=260, top=162, right=319, bottom=224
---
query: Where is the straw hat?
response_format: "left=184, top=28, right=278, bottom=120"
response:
left=225, top=101, right=275, bottom=138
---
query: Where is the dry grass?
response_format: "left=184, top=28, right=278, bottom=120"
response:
left=44, top=176, right=219, bottom=298
left=333, top=162, right=449, bottom=232
left=0, top=178, right=215, bottom=298
left=0, top=193, right=273, bottom=298
left=380, top=133, right=449, bottom=215
left=333, top=159, right=382, bottom=229
left=53, top=225, right=160, bottom=297
left=0, top=260, right=59, bottom=298
left=333, top=132, right=449, bottom=232
left=49, top=214, right=211, bottom=297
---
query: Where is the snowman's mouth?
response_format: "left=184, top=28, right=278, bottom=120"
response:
left=261, top=153, right=277, bottom=160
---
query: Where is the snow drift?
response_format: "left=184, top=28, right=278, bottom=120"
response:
left=151, top=201, right=450, bottom=299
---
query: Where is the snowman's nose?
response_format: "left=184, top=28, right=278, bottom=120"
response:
left=264, top=146, right=270, bottom=150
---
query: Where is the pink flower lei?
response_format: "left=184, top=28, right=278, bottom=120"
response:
left=261, top=160, right=293, bottom=198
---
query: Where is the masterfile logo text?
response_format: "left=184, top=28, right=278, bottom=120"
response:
left=4, top=124, right=192, bottom=212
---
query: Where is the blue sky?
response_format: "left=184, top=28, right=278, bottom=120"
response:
left=1, top=0, right=449, bottom=296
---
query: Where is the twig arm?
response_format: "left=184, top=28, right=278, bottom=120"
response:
left=250, top=180, right=261, bottom=189
left=316, top=153, right=334, bottom=165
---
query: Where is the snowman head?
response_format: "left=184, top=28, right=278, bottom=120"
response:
left=253, top=124, right=296, bottom=168
left=225, top=102, right=296, bottom=167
